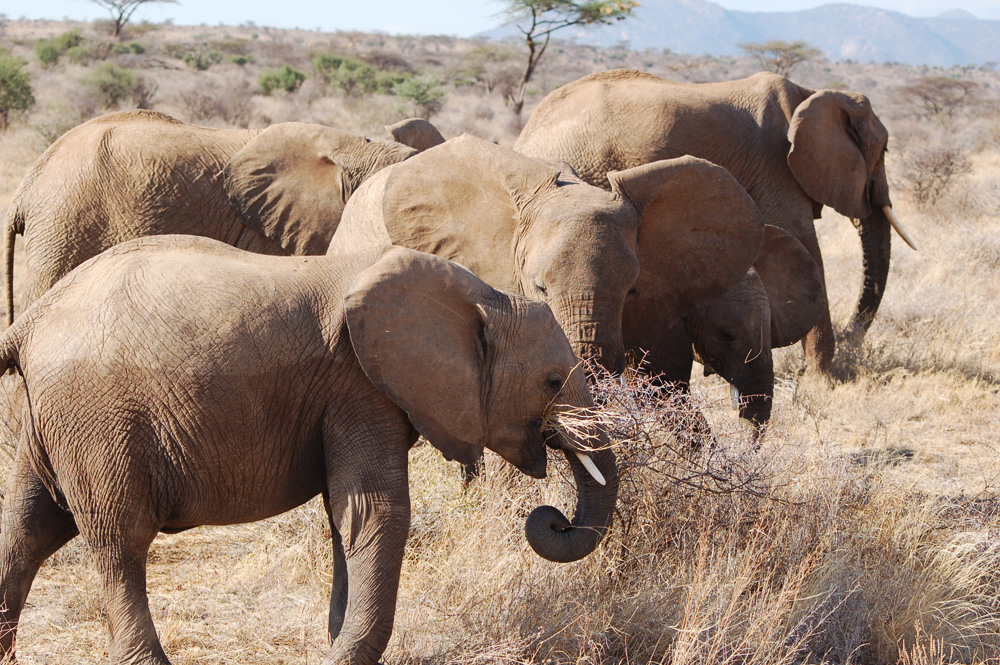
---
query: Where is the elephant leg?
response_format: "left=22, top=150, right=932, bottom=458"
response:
left=73, top=468, right=167, bottom=665
left=0, top=452, right=79, bottom=657
left=460, top=457, right=484, bottom=488
left=795, top=229, right=836, bottom=377
left=322, top=413, right=412, bottom=665
left=325, top=492, right=349, bottom=642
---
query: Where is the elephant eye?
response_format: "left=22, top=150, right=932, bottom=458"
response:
left=719, top=327, right=737, bottom=344
left=534, top=279, right=548, bottom=296
left=627, top=286, right=638, bottom=297
left=545, top=373, right=564, bottom=395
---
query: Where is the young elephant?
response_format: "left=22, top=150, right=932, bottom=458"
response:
left=0, top=238, right=617, bottom=665
left=628, top=226, right=825, bottom=433
left=3, top=110, right=431, bottom=325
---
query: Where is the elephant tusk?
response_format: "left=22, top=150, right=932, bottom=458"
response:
left=576, top=452, right=606, bottom=486
left=883, top=206, right=918, bottom=251
left=731, top=384, right=740, bottom=411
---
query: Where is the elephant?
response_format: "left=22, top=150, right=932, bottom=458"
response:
left=0, top=237, right=618, bottom=665
left=515, top=69, right=917, bottom=377
left=329, top=135, right=764, bottom=375
left=628, top=225, right=825, bottom=434
left=3, top=109, right=436, bottom=325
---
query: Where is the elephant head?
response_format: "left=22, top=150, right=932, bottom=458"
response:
left=373, top=137, right=761, bottom=374
left=344, top=247, right=617, bottom=563
left=787, top=90, right=916, bottom=338
left=385, top=117, right=447, bottom=151
left=222, top=123, right=418, bottom=255
left=688, top=226, right=824, bottom=428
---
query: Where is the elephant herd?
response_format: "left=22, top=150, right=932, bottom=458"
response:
left=0, top=69, right=913, bottom=665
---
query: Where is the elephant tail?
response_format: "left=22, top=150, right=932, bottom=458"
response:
left=3, top=203, right=23, bottom=328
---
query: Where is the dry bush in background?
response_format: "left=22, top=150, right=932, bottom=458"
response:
left=0, top=17, right=999, bottom=665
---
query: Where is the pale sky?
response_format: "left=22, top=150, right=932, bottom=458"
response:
left=7, top=0, right=999, bottom=36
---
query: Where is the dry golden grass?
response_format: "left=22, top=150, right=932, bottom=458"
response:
left=1, top=18, right=999, bottom=665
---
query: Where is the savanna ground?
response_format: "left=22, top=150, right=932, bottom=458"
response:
left=1, top=16, right=999, bottom=665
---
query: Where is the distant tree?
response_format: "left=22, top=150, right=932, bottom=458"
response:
left=258, top=65, right=306, bottom=95
left=88, top=0, right=179, bottom=37
left=499, top=0, right=639, bottom=121
left=393, top=74, right=447, bottom=118
left=739, top=39, right=822, bottom=77
left=0, top=51, right=35, bottom=130
left=897, top=76, right=979, bottom=122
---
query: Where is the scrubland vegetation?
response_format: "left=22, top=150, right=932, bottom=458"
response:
left=1, top=16, right=999, bottom=665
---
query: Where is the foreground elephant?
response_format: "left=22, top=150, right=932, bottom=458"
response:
left=3, top=109, right=425, bottom=324
left=329, top=135, right=764, bottom=373
left=516, top=69, right=916, bottom=376
left=629, top=225, right=824, bottom=431
left=0, top=238, right=617, bottom=665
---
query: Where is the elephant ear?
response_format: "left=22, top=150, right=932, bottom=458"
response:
left=754, top=226, right=825, bottom=348
left=385, top=117, right=446, bottom=151
left=787, top=90, right=888, bottom=219
left=610, top=156, right=764, bottom=329
left=223, top=123, right=416, bottom=255
left=380, top=134, right=561, bottom=290
left=345, top=246, right=501, bottom=466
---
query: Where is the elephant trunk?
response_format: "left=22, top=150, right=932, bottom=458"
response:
left=525, top=431, right=618, bottom=563
left=846, top=206, right=891, bottom=340
left=549, top=293, right=626, bottom=375
left=737, top=387, right=772, bottom=439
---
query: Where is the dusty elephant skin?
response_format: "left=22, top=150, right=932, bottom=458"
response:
left=0, top=238, right=618, bottom=665
left=3, top=109, right=422, bottom=325
left=516, top=69, right=914, bottom=377
left=329, top=135, right=763, bottom=375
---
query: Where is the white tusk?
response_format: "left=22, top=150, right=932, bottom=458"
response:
left=576, top=452, right=606, bottom=486
left=731, top=384, right=741, bottom=411
left=883, top=206, right=918, bottom=251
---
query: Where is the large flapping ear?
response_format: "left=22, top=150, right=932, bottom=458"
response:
left=610, top=156, right=764, bottom=329
left=755, top=226, right=825, bottom=348
left=344, top=246, right=500, bottom=466
left=223, top=123, right=414, bottom=255
left=380, top=134, right=562, bottom=290
left=385, top=117, right=446, bottom=151
left=788, top=90, right=888, bottom=219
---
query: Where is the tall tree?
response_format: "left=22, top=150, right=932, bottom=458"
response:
left=88, top=0, right=179, bottom=37
left=739, top=40, right=822, bottom=77
left=0, top=51, right=34, bottom=131
left=500, top=0, right=639, bottom=121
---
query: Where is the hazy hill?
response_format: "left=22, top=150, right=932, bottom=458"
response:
left=482, top=0, right=1000, bottom=66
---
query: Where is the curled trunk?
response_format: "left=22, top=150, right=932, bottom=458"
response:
left=524, top=442, right=618, bottom=563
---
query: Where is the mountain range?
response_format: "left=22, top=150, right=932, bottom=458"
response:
left=482, top=0, right=1000, bottom=67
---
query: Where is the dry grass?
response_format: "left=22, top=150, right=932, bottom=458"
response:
left=1, top=17, right=1000, bottom=665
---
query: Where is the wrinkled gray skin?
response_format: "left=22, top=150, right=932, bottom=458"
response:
left=0, top=239, right=618, bottom=665
left=3, top=109, right=425, bottom=325
left=516, top=69, right=899, bottom=377
left=330, top=135, right=763, bottom=375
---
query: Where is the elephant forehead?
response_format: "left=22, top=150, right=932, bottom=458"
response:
left=512, top=299, right=577, bottom=360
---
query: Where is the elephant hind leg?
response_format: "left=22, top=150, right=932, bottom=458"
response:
left=0, top=451, right=79, bottom=657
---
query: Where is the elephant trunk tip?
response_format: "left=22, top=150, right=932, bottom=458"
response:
left=525, top=505, right=599, bottom=563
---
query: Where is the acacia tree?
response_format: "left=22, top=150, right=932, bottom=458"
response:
left=897, top=76, right=979, bottom=122
left=501, top=0, right=639, bottom=121
left=88, top=0, right=179, bottom=37
left=739, top=39, right=822, bottom=77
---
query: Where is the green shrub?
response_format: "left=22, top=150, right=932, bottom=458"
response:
left=85, top=63, right=140, bottom=109
left=34, top=29, right=85, bottom=68
left=312, top=52, right=410, bottom=96
left=128, top=42, right=146, bottom=54
left=258, top=65, right=306, bottom=95
left=183, top=48, right=222, bottom=71
left=393, top=74, right=446, bottom=118
left=227, top=54, right=255, bottom=66
left=0, top=51, right=35, bottom=130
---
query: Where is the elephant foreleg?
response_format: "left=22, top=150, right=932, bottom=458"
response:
left=322, top=412, right=412, bottom=665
